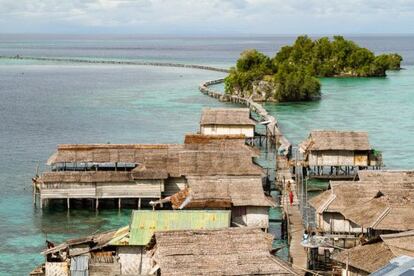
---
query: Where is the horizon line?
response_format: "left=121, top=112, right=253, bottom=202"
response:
left=1, top=32, right=414, bottom=37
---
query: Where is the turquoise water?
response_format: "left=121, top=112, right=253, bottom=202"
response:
left=0, top=61, right=234, bottom=275
left=264, top=67, right=414, bottom=169
left=1, top=35, right=414, bottom=275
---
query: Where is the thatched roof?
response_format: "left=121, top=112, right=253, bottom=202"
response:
left=380, top=231, right=414, bottom=257
left=308, top=190, right=335, bottom=213
left=358, top=170, right=414, bottom=182
left=309, top=181, right=380, bottom=212
left=45, top=142, right=263, bottom=180
left=171, top=150, right=263, bottom=177
left=149, top=227, right=299, bottom=275
left=46, top=144, right=177, bottom=165
left=184, top=133, right=246, bottom=144
left=200, top=108, right=256, bottom=126
left=310, top=180, right=414, bottom=231
left=183, top=133, right=260, bottom=156
left=374, top=207, right=414, bottom=231
left=299, top=130, right=371, bottom=152
left=170, top=176, right=275, bottom=209
left=332, top=242, right=395, bottom=273
left=332, top=231, right=414, bottom=273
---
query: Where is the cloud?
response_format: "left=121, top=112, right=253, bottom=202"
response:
left=0, top=0, right=413, bottom=34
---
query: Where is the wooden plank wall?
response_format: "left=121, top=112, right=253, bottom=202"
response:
left=40, top=180, right=163, bottom=199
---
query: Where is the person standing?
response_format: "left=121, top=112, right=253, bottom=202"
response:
left=302, top=230, right=309, bottom=242
left=289, top=190, right=294, bottom=206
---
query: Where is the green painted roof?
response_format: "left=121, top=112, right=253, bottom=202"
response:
left=129, top=210, right=231, bottom=245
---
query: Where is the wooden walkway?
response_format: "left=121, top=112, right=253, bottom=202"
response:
left=200, top=78, right=307, bottom=274
left=277, top=155, right=307, bottom=274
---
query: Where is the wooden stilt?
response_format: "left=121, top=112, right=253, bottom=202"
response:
left=67, top=198, right=70, bottom=209
left=33, top=184, right=36, bottom=206
left=138, top=198, right=141, bottom=209
left=95, top=198, right=99, bottom=210
left=118, top=198, right=121, bottom=209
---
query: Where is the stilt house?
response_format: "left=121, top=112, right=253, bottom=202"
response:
left=332, top=231, right=414, bottom=276
left=299, top=130, right=382, bottom=179
left=33, top=134, right=264, bottom=209
left=147, top=227, right=299, bottom=275
left=151, top=174, right=276, bottom=228
left=309, top=174, right=414, bottom=237
left=31, top=210, right=231, bottom=276
left=199, top=108, right=256, bottom=138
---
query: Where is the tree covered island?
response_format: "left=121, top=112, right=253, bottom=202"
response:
left=225, top=35, right=403, bottom=102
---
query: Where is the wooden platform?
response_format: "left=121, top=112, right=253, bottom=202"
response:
left=277, top=155, right=307, bottom=274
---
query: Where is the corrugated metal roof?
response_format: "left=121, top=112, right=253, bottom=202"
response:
left=129, top=210, right=231, bottom=245
left=371, top=255, right=414, bottom=276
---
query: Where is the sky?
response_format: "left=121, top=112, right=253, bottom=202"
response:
left=1, top=0, right=414, bottom=35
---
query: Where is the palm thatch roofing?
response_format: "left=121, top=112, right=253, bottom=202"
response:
left=309, top=179, right=414, bottom=231
left=299, top=130, right=371, bottom=152
left=380, top=231, right=414, bottom=257
left=46, top=144, right=177, bottom=165
left=149, top=227, right=299, bottom=275
left=358, top=170, right=414, bottom=183
left=332, top=231, right=414, bottom=273
left=170, top=176, right=275, bottom=209
left=45, top=141, right=263, bottom=180
left=309, top=181, right=379, bottom=212
left=183, top=133, right=260, bottom=156
left=200, top=108, right=256, bottom=126
left=332, top=242, right=395, bottom=273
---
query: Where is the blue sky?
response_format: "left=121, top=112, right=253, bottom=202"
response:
left=1, top=0, right=414, bottom=34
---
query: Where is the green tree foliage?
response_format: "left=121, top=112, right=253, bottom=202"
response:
left=273, top=64, right=321, bottom=102
left=375, top=53, right=403, bottom=70
left=224, top=49, right=272, bottom=93
left=225, top=35, right=403, bottom=102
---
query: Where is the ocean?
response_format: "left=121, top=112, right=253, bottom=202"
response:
left=0, top=34, right=413, bottom=275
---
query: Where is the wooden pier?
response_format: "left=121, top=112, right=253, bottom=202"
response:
left=277, top=155, right=307, bottom=274
left=200, top=78, right=308, bottom=273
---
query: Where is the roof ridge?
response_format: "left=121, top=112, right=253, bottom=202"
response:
left=371, top=207, right=391, bottom=228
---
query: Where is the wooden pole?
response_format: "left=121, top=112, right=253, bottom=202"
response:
left=95, top=198, right=99, bottom=210
left=138, top=198, right=141, bottom=209
left=67, top=198, right=70, bottom=209
left=32, top=183, right=36, bottom=206
left=345, top=251, right=349, bottom=276
left=118, top=198, right=121, bottom=209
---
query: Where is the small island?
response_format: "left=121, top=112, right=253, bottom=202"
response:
left=225, top=35, right=403, bottom=102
